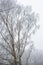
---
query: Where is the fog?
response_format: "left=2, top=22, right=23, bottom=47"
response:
left=0, top=0, right=43, bottom=65
left=17, top=0, right=43, bottom=50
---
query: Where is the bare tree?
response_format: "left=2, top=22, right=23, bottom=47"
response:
left=0, top=0, right=39, bottom=65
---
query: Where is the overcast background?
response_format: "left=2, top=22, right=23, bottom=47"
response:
left=17, top=0, right=43, bottom=50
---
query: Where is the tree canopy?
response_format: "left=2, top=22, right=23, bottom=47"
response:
left=0, top=0, right=39, bottom=65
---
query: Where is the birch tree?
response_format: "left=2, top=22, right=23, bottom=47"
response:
left=0, top=0, right=39, bottom=65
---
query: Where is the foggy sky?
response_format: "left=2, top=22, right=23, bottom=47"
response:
left=17, top=0, right=43, bottom=50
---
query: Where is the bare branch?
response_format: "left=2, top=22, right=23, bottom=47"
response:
left=0, top=13, right=12, bottom=37
left=0, top=32, right=12, bottom=49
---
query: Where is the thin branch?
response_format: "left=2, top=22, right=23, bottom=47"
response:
left=0, top=56, right=13, bottom=64
left=0, top=57, right=19, bottom=64
left=0, top=32, right=12, bottom=50
left=0, top=43, right=13, bottom=57
left=20, top=31, right=27, bottom=57
left=0, top=13, right=12, bottom=37
left=26, top=44, right=34, bottom=65
left=0, top=6, right=15, bottom=12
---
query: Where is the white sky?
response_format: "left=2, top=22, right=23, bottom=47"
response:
left=17, top=0, right=43, bottom=50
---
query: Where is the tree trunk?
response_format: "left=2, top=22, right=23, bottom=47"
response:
left=19, top=57, right=22, bottom=65
left=14, top=60, right=17, bottom=65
